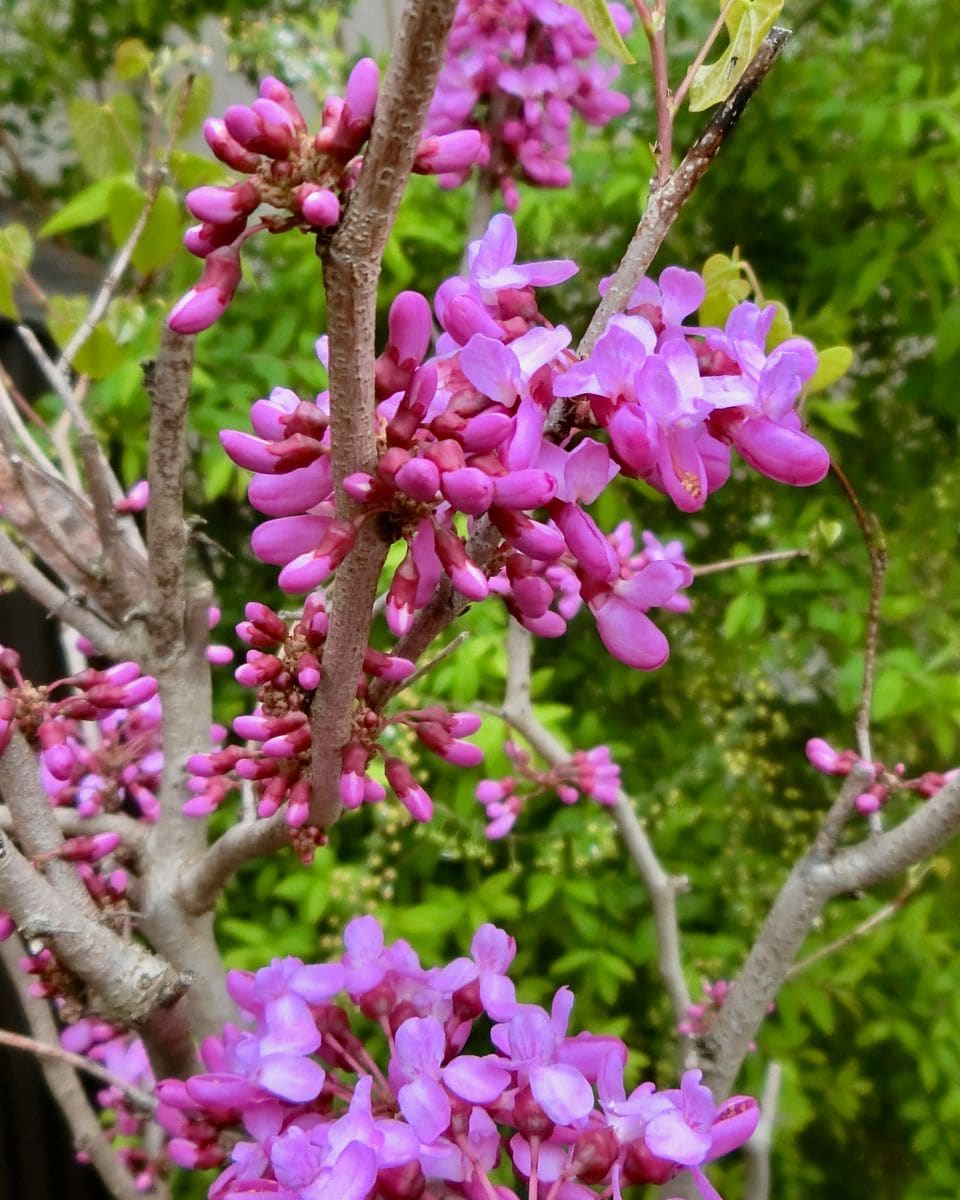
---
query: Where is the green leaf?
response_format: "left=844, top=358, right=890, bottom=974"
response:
left=556, top=0, right=635, bottom=63
left=722, top=591, right=766, bottom=639
left=114, top=38, right=152, bottom=81
left=0, top=223, right=32, bottom=318
left=47, top=294, right=124, bottom=380
left=688, top=0, right=784, bottom=112
left=699, top=251, right=751, bottom=326
left=807, top=345, right=854, bottom=393
left=0, top=224, right=32, bottom=270
left=107, top=180, right=182, bottom=273
left=172, top=73, right=214, bottom=140
left=69, top=98, right=139, bottom=178
left=38, top=177, right=122, bottom=237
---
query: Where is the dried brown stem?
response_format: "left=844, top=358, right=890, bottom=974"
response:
left=0, top=527, right=125, bottom=657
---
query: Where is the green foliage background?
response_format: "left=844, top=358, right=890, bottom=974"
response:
left=2, top=0, right=959, bottom=1196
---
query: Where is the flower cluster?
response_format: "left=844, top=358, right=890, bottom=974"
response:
left=426, top=0, right=632, bottom=209
left=169, top=66, right=483, bottom=333
left=476, top=739, right=620, bottom=838
left=0, top=645, right=155, bottom=944
left=806, top=737, right=958, bottom=815
left=187, top=595, right=483, bottom=834
left=221, top=213, right=823, bottom=685
left=0, top=645, right=162, bottom=824
left=61, top=1020, right=162, bottom=1192
left=156, top=917, right=757, bottom=1200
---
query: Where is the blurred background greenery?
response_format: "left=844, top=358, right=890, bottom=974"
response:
left=1, top=0, right=959, bottom=1196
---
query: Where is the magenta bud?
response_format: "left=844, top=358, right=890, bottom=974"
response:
left=203, top=117, right=262, bottom=171
left=42, top=744, right=75, bottom=781
left=395, top=457, right=440, bottom=502
left=388, top=292, right=433, bottom=367
left=363, top=647, right=416, bottom=682
left=441, top=466, right=495, bottom=515
left=492, top=469, right=556, bottom=510
left=168, top=244, right=244, bottom=334
left=512, top=1085, right=555, bottom=1140
left=186, top=181, right=259, bottom=224
left=224, top=102, right=294, bottom=159
left=384, top=758, right=433, bottom=822
left=344, top=56, right=379, bottom=128
left=462, top=410, right=513, bottom=453
left=570, top=1128, right=619, bottom=1185
left=299, top=186, right=341, bottom=227
left=258, top=76, right=307, bottom=132
left=413, top=130, right=483, bottom=175
left=183, top=218, right=247, bottom=258
left=363, top=776, right=386, bottom=804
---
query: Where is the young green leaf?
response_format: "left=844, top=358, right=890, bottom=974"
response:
left=556, top=0, right=635, bottom=63
left=688, top=0, right=784, bottom=112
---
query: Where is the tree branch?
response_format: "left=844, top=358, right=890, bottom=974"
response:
left=0, top=528, right=125, bottom=658
left=698, top=768, right=960, bottom=1098
left=0, top=829, right=183, bottom=1028
left=0, top=934, right=165, bottom=1200
left=579, top=27, right=791, bottom=358
left=831, top=462, right=887, bottom=763
left=177, top=810, right=291, bottom=916
left=309, top=0, right=461, bottom=828
left=56, top=76, right=196, bottom=374
left=143, top=325, right=196, bottom=660
left=0, top=721, right=99, bottom=917
left=0, top=1025, right=156, bottom=1112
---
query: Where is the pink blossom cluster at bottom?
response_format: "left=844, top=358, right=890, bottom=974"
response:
left=156, top=918, right=757, bottom=1200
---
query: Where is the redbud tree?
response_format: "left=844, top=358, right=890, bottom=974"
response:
left=0, top=2, right=956, bottom=1199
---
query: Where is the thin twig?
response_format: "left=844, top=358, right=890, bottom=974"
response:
left=0, top=371, right=63, bottom=479
left=0, top=804, right=147, bottom=856
left=830, top=462, right=887, bottom=763
left=785, top=864, right=932, bottom=981
left=0, top=1026, right=156, bottom=1111
left=691, top=547, right=809, bottom=577
left=671, top=0, right=739, bottom=113
left=15, top=325, right=137, bottom=612
left=743, top=1061, right=782, bottom=1200
left=498, top=619, right=693, bottom=1040
left=0, top=528, right=125, bottom=658
left=400, top=631, right=469, bottom=690
left=56, top=75, right=196, bottom=374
